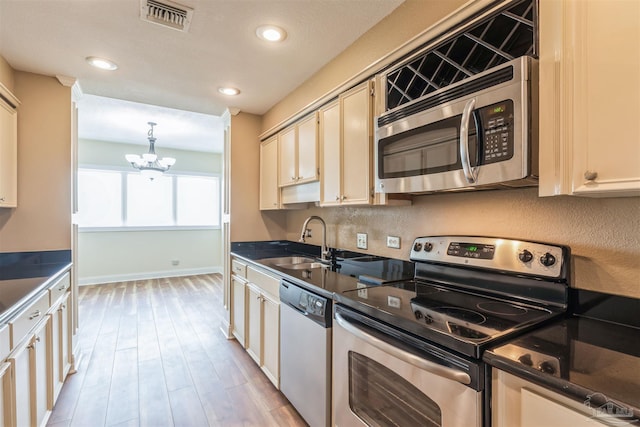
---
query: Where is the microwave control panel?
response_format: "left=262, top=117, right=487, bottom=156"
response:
left=479, top=100, right=514, bottom=164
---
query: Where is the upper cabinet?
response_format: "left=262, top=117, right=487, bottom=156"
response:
left=278, top=113, right=318, bottom=187
left=0, top=83, right=19, bottom=208
left=259, top=135, right=279, bottom=210
left=320, top=81, right=373, bottom=206
left=539, top=0, right=640, bottom=197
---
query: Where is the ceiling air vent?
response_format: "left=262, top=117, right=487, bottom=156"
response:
left=140, top=0, right=193, bottom=32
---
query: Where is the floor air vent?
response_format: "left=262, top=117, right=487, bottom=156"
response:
left=140, top=0, right=193, bottom=32
left=384, top=0, right=535, bottom=112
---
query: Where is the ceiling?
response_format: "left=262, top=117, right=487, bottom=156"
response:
left=0, top=0, right=403, bottom=121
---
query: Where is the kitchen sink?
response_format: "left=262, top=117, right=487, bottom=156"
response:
left=258, top=256, right=316, bottom=265
left=257, top=256, right=327, bottom=270
left=276, top=262, right=325, bottom=270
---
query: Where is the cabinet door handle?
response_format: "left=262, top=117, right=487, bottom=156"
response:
left=584, top=170, right=598, bottom=181
left=29, top=310, right=41, bottom=320
left=335, top=195, right=340, bottom=201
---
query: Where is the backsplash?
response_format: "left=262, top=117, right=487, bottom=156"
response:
left=283, top=188, right=640, bottom=299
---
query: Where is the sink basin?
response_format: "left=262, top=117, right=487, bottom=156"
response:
left=276, top=262, right=325, bottom=270
left=257, top=256, right=327, bottom=270
left=258, top=256, right=317, bottom=266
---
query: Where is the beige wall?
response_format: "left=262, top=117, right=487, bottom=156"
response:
left=0, top=70, right=71, bottom=252
left=285, top=189, right=640, bottom=299
left=230, top=112, right=286, bottom=242
left=261, top=0, right=467, bottom=133
left=252, top=1, right=640, bottom=300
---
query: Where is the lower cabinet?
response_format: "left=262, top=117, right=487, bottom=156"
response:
left=8, top=314, right=51, bottom=427
left=492, top=369, right=609, bottom=427
left=246, top=283, right=280, bottom=388
left=231, top=276, right=247, bottom=347
left=230, top=260, right=281, bottom=389
left=50, top=292, right=71, bottom=404
left=0, top=362, right=12, bottom=427
left=2, top=270, right=73, bottom=427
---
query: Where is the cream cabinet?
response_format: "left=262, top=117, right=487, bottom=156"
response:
left=0, top=83, right=18, bottom=208
left=243, top=265, right=280, bottom=388
left=493, top=369, right=610, bottom=427
left=0, top=362, right=12, bottom=427
left=231, top=258, right=248, bottom=347
left=8, top=315, right=52, bottom=427
left=2, top=269, right=72, bottom=427
left=50, top=292, right=71, bottom=404
left=259, top=135, right=280, bottom=210
left=539, top=0, right=640, bottom=197
left=278, top=113, right=319, bottom=187
left=320, top=81, right=374, bottom=206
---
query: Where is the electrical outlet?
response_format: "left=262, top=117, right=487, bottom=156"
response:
left=171, top=259, right=180, bottom=266
left=356, top=233, right=368, bottom=249
left=387, top=236, right=401, bottom=249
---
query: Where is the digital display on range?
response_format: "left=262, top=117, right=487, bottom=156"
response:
left=447, top=242, right=495, bottom=259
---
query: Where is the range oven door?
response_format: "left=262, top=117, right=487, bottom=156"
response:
left=332, top=306, right=482, bottom=427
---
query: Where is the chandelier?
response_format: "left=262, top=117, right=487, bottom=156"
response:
left=125, top=122, right=176, bottom=180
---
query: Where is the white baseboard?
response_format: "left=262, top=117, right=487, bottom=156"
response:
left=78, top=267, right=223, bottom=286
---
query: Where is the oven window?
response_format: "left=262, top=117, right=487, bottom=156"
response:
left=348, top=351, right=442, bottom=427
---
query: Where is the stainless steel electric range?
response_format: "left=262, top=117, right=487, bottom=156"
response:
left=332, top=236, right=570, bottom=427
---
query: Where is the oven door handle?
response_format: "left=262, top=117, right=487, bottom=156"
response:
left=335, top=313, right=471, bottom=385
left=460, top=97, right=479, bottom=184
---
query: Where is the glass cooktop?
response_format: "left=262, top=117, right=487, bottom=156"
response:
left=336, top=280, right=565, bottom=358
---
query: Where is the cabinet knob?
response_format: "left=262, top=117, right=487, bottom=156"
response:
left=341, top=195, right=346, bottom=201
left=0, top=197, right=4, bottom=202
left=335, top=195, right=340, bottom=201
left=584, top=170, right=598, bottom=181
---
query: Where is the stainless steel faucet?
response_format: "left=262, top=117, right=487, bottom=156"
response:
left=299, top=216, right=329, bottom=262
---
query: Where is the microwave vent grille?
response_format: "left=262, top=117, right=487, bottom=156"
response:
left=378, top=65, right=514, bottom=127
left=384, top=0, right=535, bottom=112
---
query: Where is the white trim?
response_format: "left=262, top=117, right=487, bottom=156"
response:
left=78, top=225, right=220, bottom=232
left=78, top=266, right=223, bottom=286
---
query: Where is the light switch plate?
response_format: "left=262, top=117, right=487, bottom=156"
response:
left=387, top=236, right=401, bottom=249
left=356, top=233, right=368, bottom=249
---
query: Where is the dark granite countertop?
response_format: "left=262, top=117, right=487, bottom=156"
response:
left=484, top=290, right=640, bottom=421
left=0, top=250, right=72, bottom=325
left=231, top=240, right=414, bottom=298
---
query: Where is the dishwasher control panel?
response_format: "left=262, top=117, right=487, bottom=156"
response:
left=280, top=280, right=332, bottom=328
left=300, top=292, right=326, bottom=317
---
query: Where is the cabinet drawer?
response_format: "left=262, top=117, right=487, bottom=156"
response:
left=231, top=259, right=247, bottom=278
left=49, top=272, right=71, bottom=305
left=9, top=291, right=49, bottom=349
left=0, top=324, right=9, bottom=360
left=247, top=266, right=280, bottom=299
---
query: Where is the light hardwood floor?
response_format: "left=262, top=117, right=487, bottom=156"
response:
left=47, top=274, right=308, bottom=427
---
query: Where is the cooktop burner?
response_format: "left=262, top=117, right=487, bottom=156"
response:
left=477, top=301, right=529, bottom=316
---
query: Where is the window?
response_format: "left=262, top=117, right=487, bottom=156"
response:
left=77, top=168, right=220, bottom=229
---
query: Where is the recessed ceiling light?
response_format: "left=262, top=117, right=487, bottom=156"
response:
left=256, top=25, right=287, bottom=42
left=86, top=56, right=118, bottom=71
left=218, top=87, right=240, bottom=96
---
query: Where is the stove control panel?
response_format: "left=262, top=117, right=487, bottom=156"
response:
left=410, top=236, right=565, bottom=278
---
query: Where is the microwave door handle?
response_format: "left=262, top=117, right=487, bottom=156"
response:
left=460, top=98, right=478, bottom=184
left=335, top=312, right=472, bottom=385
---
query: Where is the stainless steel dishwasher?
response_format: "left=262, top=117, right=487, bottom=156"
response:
left=280, top=279, right=332, bottom=427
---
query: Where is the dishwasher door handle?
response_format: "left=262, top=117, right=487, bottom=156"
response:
left=335, top=312, right=471, bottom=385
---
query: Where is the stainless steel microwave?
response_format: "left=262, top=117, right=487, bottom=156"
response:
left=375, top=56, right=538, bottom=194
